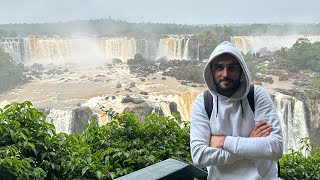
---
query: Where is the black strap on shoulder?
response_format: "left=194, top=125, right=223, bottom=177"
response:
left=204, top=90, right=213, bottom=118
left=247, top=84, right=255, bottom=113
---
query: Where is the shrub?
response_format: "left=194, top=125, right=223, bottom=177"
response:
left=0, top=102, right=191, bottom=179
left=0, top=47, right=26, bottom=93
left=280, top=138, right=320, bottom=180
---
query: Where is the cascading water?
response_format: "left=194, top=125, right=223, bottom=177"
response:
left=274, top=92, right=309, bottom=154
left=0, top=37, right=149, bottom=64
left=155, top=92, right=200, bottom=121
left=176, top=92, right=199, bottom=121
left=99, top=37, right=149, bottom=62
left=231, top=36, right=320, bottom=54
left=28, top=37, right=72, bottom=63
left=0, top=37, right=30, bottom=62
left=45, top=108, right=73, bottom=134
left=157, top=36, right=191, bottom=60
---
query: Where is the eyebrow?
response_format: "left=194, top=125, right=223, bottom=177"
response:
left=213, top=63, right=240, bottom=66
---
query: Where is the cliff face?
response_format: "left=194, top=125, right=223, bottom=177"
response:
left=305, top=99, right=320, bottom=146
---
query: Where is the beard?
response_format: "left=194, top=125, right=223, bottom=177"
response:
left=214, top=77, right=241, bottom=95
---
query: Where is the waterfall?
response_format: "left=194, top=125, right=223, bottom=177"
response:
left=0, top=37, right=30, bottom=62
left=176, top=92, right=199, bottom=121
left=274, top=93, right=309, bottom=154
left=28, top=37, right=71, bottom=63
left=99, top=37, right=148, bottom=62
left=0, top=37, right=149, bottom=64
left=155, top=92, right=200, bottom=121
left=157, top=36, right=191, bottom=60
left=182, top=38, right=190, bottom=60
left=231, top=36, right=320, bottom=54
left=46, top=108, right=73, bottom=134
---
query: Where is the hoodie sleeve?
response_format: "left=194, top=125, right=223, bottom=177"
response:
left=190, top=94, right=243, bottom=167
left=223, top=86, right=283, bottom=161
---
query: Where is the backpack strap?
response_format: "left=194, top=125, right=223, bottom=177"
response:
left=278, top=161, right=281, bottom=178
left=247, top=84, right=255, bottom=113
left=204, top=90, right=213, bottom=118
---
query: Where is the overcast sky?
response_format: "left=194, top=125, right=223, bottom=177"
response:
left=1, top=0, right=320, bottom=25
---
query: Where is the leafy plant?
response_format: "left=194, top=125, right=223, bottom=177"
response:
left=0, top=102, right=191, bottom=179
left=0, top=47, right=25, bottom=93
left=280, top=39, right=320, bottom=72
left=243, top=54, right=265, bottom=80
left=280, top=137, right=320, bottom=180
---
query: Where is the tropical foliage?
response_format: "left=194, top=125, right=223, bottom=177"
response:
left=0, top=101, right=190, bottom=179
left=307, top=77, right=320, bottom=99
left=280, top=138, right=320, bottom=180
left=0, top=47, right=25, bottom=93
left=279, top=39, right=320, bottom=72
left=243, top=54, right=266, bottom=80
left=277, top=39, right=320, bottom=98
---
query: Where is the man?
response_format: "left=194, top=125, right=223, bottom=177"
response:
left=190, top=41, right=283, bottom=179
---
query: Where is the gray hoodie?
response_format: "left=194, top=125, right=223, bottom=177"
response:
left=190, top=41, right=283, bottom=180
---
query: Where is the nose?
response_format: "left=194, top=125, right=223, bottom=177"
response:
left=222, top=67, right=229, bottom=77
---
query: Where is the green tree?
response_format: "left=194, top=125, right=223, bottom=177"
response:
left=0, top=101, right=191, bottom=179
left=282, top=39, right=320, bottom=72
left=243, top=54, right=265, bottom=80
left=0, top=47, right=25, bottom=93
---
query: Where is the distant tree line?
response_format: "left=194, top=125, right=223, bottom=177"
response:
left=1, top=18, right=320, bottom=38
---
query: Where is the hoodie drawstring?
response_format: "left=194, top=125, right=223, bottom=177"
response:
left=216, top=95, right=218, bottom=117
left=240, top=99, right=244, bottom=117
left=216, top=96, right=244, bottom=118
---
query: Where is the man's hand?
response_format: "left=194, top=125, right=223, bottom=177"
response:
left=210, top=135, right=226, bottom=148
left=250, top=121, right=273, bottom=137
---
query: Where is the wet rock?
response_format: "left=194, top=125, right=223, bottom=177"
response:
left=121, top=95, right=134, bottom=103
left=116, top=82, right=122, bottom=88
left=80, top=75, right=87, bottom=79
left=112, top=58, right=122, bottom=64
left=95, top=74, right=106, bottom=77
left=140, top=91, right=148, bottom=95
left=132, top=98, right=145, bottom=104
left=169, top=102, right=181, bottom=117
left=123, top=103, right=164, bottom=123
left=72, top=106, right=95, bottom=133
left=130, top=82, right=136, bottom=88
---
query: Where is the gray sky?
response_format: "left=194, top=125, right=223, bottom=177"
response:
left=1, top=0, right=320, bottom=25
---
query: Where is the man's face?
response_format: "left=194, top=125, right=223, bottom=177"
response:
left=211, top=54, right=242, bottom=97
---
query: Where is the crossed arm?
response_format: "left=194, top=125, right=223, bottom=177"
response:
left=190, top=87, right=283, bottom=167
left=211, top=121, right=273, bottom=148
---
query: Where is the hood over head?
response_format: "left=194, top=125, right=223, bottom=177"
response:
left=204, top=41, right=251, bottom=100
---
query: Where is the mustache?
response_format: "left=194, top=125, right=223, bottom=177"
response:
left=219, top=77, right=233, bottom=83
